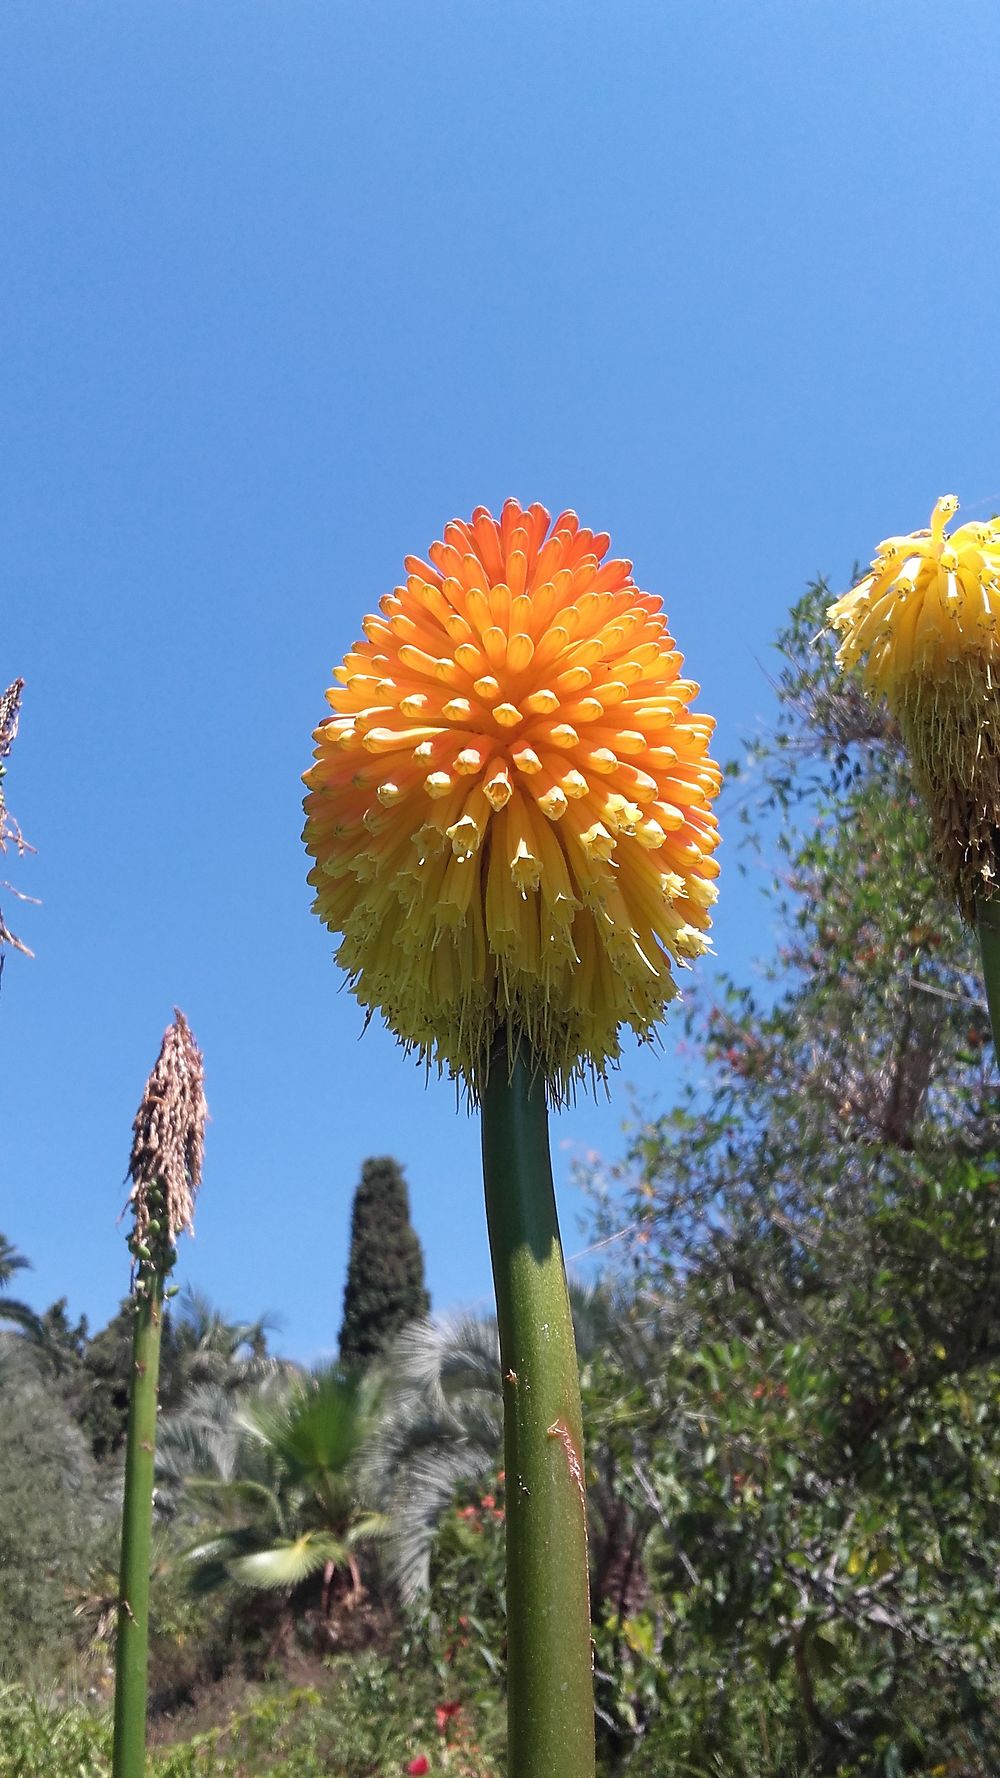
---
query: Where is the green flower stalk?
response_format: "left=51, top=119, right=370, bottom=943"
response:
left=976, top=900, right=1000, bottom=1061
left=303, top=501, right=721, bottom=1777
left=827, top=498, right=1000, bottom=1056
left=112, top=1010, right=206, bottom=1778
left=482, top=1041, right=593, bottom=1777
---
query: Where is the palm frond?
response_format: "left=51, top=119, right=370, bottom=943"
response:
left=160, top=1361, right=381, bottom=1602
left=182, top=1475, right=285, bottom=1526
left=360, top=1311, right=508, bottom=1602
left=157, top=1383, right=243, bottom=1485
left=0, top=1296, right=45, bottom=1340
left=344, top=1511, right=391, bottom=1548
left=170, top=1287, right=286, bottom=1393
left=227, top=1531, right=350, bottom=1590
left=0, top=1235, right=32, bottom=1290
left=386, top=1312, right=501, bottom=1411
left=238, top=1364, right=370, bottom=1483
left=385, top=1445, right=498, bottom=1604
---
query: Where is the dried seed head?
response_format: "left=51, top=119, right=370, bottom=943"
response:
left=895, top=672, right=1000, bottom=918
left=0, top=678, right=35, bottom=959
left=127, top=1009, right=207, bottom=1253
left=0, top=679, right=24, bottom=766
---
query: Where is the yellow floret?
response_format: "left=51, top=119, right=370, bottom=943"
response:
left=828, top=497, right=1000, bottom=915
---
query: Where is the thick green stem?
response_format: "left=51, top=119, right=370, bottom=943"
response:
left=481, top=1048, right=595, bottom=1778
left=975, top=896, right=1000, bottom=1063
left=112, top=1276, right=164, bottom=1778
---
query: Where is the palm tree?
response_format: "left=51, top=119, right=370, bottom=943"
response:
left=157, top=1381, right=244, bottom=1494
left=162, top=1287, right=282, bottom=1403
left=363, top=1282, right=650, bottom=1610
left=361, top=1310, right=503, bottom=1603
left=0, top=1234, right=44, bottom=1342
left=166, top=1365, right=385, bottom=1621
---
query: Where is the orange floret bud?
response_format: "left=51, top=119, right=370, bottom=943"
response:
left=303, top=500, right=721, bottom=1097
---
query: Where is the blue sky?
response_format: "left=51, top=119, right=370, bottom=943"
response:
left=3, top=0, right=999, bottom=1360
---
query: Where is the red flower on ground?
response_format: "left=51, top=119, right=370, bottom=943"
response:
left=435, top=1701, right=462, bottom=1734
left=406, top=1759, right=430, bottom=1776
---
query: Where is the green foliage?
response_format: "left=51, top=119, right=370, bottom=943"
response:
left=580, top=578, right=1000, bottom=1775
left=396, top=1475, right=509, bottom=1775
left=13, top=577, right=1000, bottom=1775
left=160, top=1289, right=277, bottom=1400
left=76, top=1298, right=137, bottom=1461
left=0, top=1686, right=110, bottom=1778
left=338, top=1157, right=430, bottom=1368
left=0, top=1233, right=45, bottom=1343
left=40, top=1297, right=89, bottom=1356
left=71, top=1521, right=235, bottom=1713
left=421, top=1471, right=508, bottom=1679
left=44, top=1290, right=279, bottom=1466
left=177, top=1366, right=385, bottom=1609
left=0, top=1363, right=102, bottom=1679
left=0, top=1656, right=507, bottom=1778
left=588, top=1323, right=1000, bottom=1775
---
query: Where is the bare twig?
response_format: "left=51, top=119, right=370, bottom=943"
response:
left=632, top=1459, right=701, bottom=1587
left=907, top=976, right=988, bottom=1011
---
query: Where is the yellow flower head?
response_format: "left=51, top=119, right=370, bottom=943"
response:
left=828, top=496, right=1000, bottom=914
left=303, top=500, right=721, bottom=1097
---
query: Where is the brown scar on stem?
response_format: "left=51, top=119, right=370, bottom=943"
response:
left=547, top=1417, right=587, bottom=1520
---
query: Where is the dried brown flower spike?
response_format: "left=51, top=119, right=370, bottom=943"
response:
left=0, top=677, right=36, bottom=958
left=114, top=1009, right=207, bottom=1778
left=126, top=1009, right=207, bottom=1271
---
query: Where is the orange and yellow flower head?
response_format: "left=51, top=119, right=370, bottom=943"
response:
left=828, top=497, right=1000, bottom=915
left=303, top=500, right=721, bottom=1098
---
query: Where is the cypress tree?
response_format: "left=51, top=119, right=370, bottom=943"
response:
left=339, top=1156, right=430, bottom=1366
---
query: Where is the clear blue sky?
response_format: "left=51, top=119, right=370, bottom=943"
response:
left=4, top=0, right=999, bottom=1360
